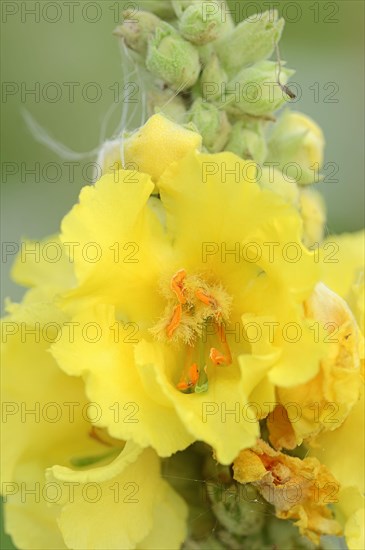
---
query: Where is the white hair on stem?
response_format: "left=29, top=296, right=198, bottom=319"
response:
left=22, top=36, right=193, bottom=182
left=22, top=108, right=101, bottom=161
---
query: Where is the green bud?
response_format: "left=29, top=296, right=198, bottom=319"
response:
left=113, top=10, right=161, bottom=55
left=266, top=110, right=325, bottom=184
left=267, top=516, right=317, bottom=550
left=207, top=483, right=266, bottom=536
left=200, top=54, right=228, bottom=100
left=178, top=1, right=228, bottom=45
left=218, top=531, right=269, bottom=550
left=171, top=0, right=196, bottom=17
left=136, top=0, right=175, bottom=19
left=216, top=10, right=285, bottom=75
left=188, top=98, right=231, bottom=152
left=224, top=60, right=294, bottom=117
left=173, top=0, right=234, bottom=35
left=147, top=87, right=187, bottom=123
left=146, top=22, right=201, bottom=90
left=184, top=535, right=225, bottom=550
left=202, top=453, right=233, bottom=484
left=225, top=120, right=267, bottom=163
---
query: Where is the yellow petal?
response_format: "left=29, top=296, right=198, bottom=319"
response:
left=124, top=114, right=202, bottom=182
left=51, top=305, right=194, bottom=456
left=135, top=340, right=259, bottom=465
left=11, top=236, right=75, bottom=291
left=1, top=303, right=106, bottom=549
left=47, top=443, right=187, bottom=550
left=136, top=480, right=188, bottom=549
left=158, top=150, right=318, bottom=306
left=320, top=231, right=365, bottom=299
left=60, top=169, right=170, bottom=323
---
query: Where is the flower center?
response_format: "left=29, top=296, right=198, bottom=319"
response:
left=151, top=268, right=233, bottom=393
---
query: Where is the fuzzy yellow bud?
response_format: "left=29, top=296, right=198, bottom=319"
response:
left=123, top=113, right=202, bottom=182
left=267, top=111, right=325, bottom=185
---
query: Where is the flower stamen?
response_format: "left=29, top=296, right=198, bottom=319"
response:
left=166, top=303, right=182, bottom=338
left=210, top=347, right=229, bottom=365
left=171, top=268, right=187, bottom=304
left=176, top=362, right=200, bottom=391
left=195, top=288, right=218, bottom=309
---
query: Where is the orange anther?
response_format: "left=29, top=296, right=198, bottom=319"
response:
left=166, top=304, right=182, bottom=338
left=195, top=289, right=217, bottom=308
left=171, top=269, right=187, bottom=304
left=176, top=363, right=199, bottom=391
left=188, top=363, right=199, bottom=385
left=210, top=347, right=230, bottom=366
left=176, top=380, right=189, bottom=391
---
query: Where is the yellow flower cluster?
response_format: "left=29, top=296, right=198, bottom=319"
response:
left=1, top=114, right=364, bottom=549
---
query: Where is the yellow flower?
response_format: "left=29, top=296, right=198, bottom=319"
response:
left=48, top=117, right=319, bottom=464
left=239, top=281, right=362, bottom=452
left=271, top=282, right=362, bottom=446
left=233, top=439, right=342, bottom=543
left=237, top=230, right=364, bottom=548
left=1, top=253, right=187, bottom=550
left=308, top=391, right=365, bottom=550
left=320, top=231, right=365, bottom=332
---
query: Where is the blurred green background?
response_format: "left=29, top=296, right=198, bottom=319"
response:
left=1, top=1, right=364, bottom=548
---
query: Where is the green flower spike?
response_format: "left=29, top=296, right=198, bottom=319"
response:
left=224, top=60, right=294, bottom=117
left=137, top=0, right=175, bottom=19
left=188, top=98, right=231, bottom=152
left=216, top=10, right=285, bottom=75
left=178, top=1, right=229, bottom=45
left=225, top=119, right=267, bottom=164
left=114, top=9, right=162, bottom=55
left=200, top=53, right=228, bottom=101
left=146, top=22, right=201, bottom=90
left=147, top=86, right=187, bottom=122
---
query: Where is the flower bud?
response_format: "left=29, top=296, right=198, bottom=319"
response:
left=200, top=54, right=228, bottom=100
left=123, top=113, right=202, bottom=182
left=225, top=120, right=267, bottom=164
left=178, top=1, right=229, bottom=45
left=224, top=61, right=294, bottom=117
left=147, top=87, right=187, bottom=123
left=171, top=0, right=195, bottom=17
left=299, top=188, right=326, bottom=248
left=113, top=10, right=161, bottom=55
left=258, top=167, right=300, bottom=207
left=216, top=10, right=285, bottom=75
left=267, top=110, right=325, bottom=185
left=188, top=99, right=231, bottom=152
left=208, top=483, right=265, bottom=536
left=146, top=22, right=201, bottom=90
left=173, top=0, right=234, bottom=33
left=137, top=0, right=175, bottom=19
